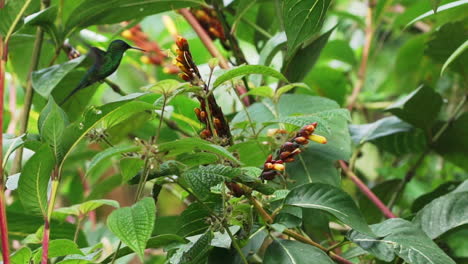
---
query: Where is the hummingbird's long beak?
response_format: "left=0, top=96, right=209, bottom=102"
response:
left=130, top=46, right=146, bottom=52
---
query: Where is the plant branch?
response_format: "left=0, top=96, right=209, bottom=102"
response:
left=347, top=0, right=375, bottom=111
left=339, top=160, right=396, bottom=218
left=11, top=0, right=49, bottom=174
left=179, top=8, right=229, bottom=69
left=247, top=194, right=353, bottom=264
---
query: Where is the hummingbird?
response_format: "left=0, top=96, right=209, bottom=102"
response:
left=60, top=40, right=145, bottom=105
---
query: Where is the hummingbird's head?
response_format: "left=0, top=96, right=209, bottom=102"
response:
left=108, top=40, right=145, bottom=53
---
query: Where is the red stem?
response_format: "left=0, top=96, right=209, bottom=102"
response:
left=41, top=218, right=50, bottom=264
left=339, top=160, right=396, bottom=219
left=0, top=36, right=11, bottom=264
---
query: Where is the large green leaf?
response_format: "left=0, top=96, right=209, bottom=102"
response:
left=17, top=144, right=55, bottom=216
left=32, top=55, right=87, bottom=98
left=283, top=26, right=335, bottom=82
left=10, top=247, right=32, bottom=264
left=0, top=0, right=32, bottom=35
left=348, top=218, right=456, bottom=264
left=411, top=181, right=462, bottom=213
left=284, top=183, right=374, bottom=236
left=385, top=86, right=442, bottom=130
left=282, top=0, right=331, bottom=54
left=107, top=197, right=156, bottom=261
left=170, top=230, right=213, bottom=264
left=182, top=165, right=240, bottom=199
left=55, top=199, right=120, bottom=216
left=264, top=239, right=334, bottom=264
left=3, top=134, right=26, bottom=167
left=177, top=201, right=211, bottom=238
left=213, top=65, right=288, bottom=88
left=64, top=0, right=204, bottom=35
left=433, top=112, right=468, bottom=171
left=406, top=0, right=468, bottom=27
left=24, top=6, right=60, bottom=46
left=441, top=39, right=468, bottom=74
left=349, top=116, right=413, bottom=144
left=412, top=191, right=468, bottom=239
left=33, top=239, right=83, bottom=263
left=38, top=97, right=69, bottom=160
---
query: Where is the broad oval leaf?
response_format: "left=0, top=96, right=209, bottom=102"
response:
left=107, top=197, right=156, bottom=261
left=284, top=183, right=374, bottom=236
left=18, top=144, right=55, bottom=216
left=348, top=218, right=456, bottom=264
left=264, top=239, right=334, bottom=264
left=170, top=230, right=214, bottom=264
left=55, top=199, right=120, bottom=216
left=412, top=191, right=468, bottom=239
left=38, top=97, right=69, bottom=160
left=213, top=65, right=288, bottom=88
left=349, top=116, right=413, bottom=145
left=182, top=165, right=241, bottom=199
left=283, top=0, right=331, bottom=54
left=10, top=247, right=32, bottom=264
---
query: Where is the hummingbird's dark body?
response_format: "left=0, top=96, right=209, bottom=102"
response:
left=60, top=40, right=144, bottom=105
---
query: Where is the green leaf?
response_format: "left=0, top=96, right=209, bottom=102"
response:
left=258, top=32, right=287, bottom=67
left=276, top=83, right=310, bottom=98
left=348, top=218, right=456, bottom=264
left=349, top=116, right=413, bottom=144
left=264, top=239, right=334, bottom=264
left=38, top=97, right=69, bottom=159
left=33, top=239, right=83, bottom=263
left=373, top=129, right=428, bottom=155
left=32, top=55, right=86, bottom=98
left=3, top=134, right=26, bottom=167
left=145, top=79, right=188, bottom=95
left=170, top=230, right=213, bottom=264
left=229, top=140, right=269, bottom=167
left=24, top=6, right=60, bottom=46
left=0, top=0, right=28, bottom=36
left=284, top=183, right=374, bottom=236
left=107, top=197, right=156, bottom=261
left=86, top=145, right=139, bottom=177
left=385, top=86, right=442, bottom=130
left=433, top=112, right=468, bottom=171
left=406, top=0, right=468, bottom=27
left=158, top=138, right=240, bottom=165
left=10, top=247, right=32, bottom=264
left=55, top=199, right=119, bottom=216
left=441, top=40, right=468, bottom=74
left=182, top=165, right=240, bottom=199
left=412, top=191, right=468, bottom=239
left=213, top=65, right=288, bottom=88
left=119, top=157, right=145, bottom=182
left=64, top=0, right=204, bottom=35
left=303, top=66, right=349, bottom=106
left=411, top=181, right=462, bottom=213
left=283, top=26, right=335, bottom=82
left=319, top=39, right=357, bottom=66
left=282, top=0, right=331, bottom=54
left=18, top=144, right=55, bottom=216
left=101, top=234, right=186, bottom=263
left=177, top=201, right=211, bottom=237
left=243, top=86, right=274, bottom=99
left=432, top=0, right=442, bottom=13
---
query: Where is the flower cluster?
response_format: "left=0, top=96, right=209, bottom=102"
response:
left=190, top=6, right=230, bottom=50
left=174, top=37, right=232, bottom=145
left=261, top=123, right=327, bottom=180
left=121, top=24, right=178, bottom=73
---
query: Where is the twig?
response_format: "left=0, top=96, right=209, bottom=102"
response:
left=388, top=93, right=468, bottom=209
left=339, top=160, right=396, bottom=219
left=104, top=79, right=127, bottom=96
left=347, top=0, right=375, bottom=111
left=179, top=8, right=229, bottom=69
left=247, top=195, right=354, bottom=264
left=11, top=0, right=49, bottom=174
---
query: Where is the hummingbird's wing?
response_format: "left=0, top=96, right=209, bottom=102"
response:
left=88, top=47, right=106, bottom=65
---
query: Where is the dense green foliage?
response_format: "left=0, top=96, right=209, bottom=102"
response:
left=1, top=0, right=467, bottom=263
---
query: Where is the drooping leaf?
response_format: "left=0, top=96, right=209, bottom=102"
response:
left=107, top=197, right=156, bottom=261
left=282, top=0, right=332, bottom=54
left=2, top=134, right=26, bottom=167
left=264, top=239, right=334, bottom=264
left=64, top=0, right=205, bottom=35
left=55, top=199, right=120, bottom=216
left=406, top=0, right=468, bottom=27
left=213, top=65, right=288, bottom=88
left=24, top=6, right=60, bottom=46
left=349, top=116, right=413, bottom=144
left=182, top=165, right=240, bottom=199
left=283, top=26, right=335, bottom=82
left=411, top=181, right=462, bottom=213
left=86, top=145, right=139, bottom=177
left=385, top=86, right=442, bottom=130
left=18, top=144, right=55, bottom=216
left=348, top=218, right=456, bottom=264
left=412, top=191, right=468, bottom=239
left=284, top=183, right=374, bottom=236
left=441, top=40, right=468, bottom=74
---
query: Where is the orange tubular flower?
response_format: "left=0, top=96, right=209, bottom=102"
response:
left=175, top=36, right=204, bottom=86
left=261, top=123, right=327, bottom=181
